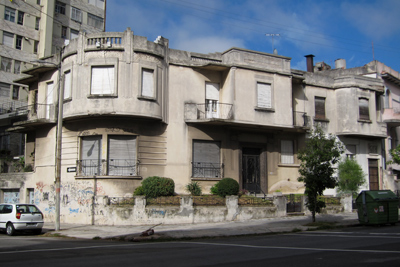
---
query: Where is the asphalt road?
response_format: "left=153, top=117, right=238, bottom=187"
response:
left=1, top=225, right=400, bottom=267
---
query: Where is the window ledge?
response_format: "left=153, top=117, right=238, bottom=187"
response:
left=191, top=177, right=223, bottom=181
left=137, top=96, right=157, bottom=101
left=255, top=107, right=275, bottom=112
left=87, top=94, right=118, bottom=98
left=314, top=117, right=329, bottom=122
left=278, top=164, right=300, bottom=168
left=75, top=175, right=142, bottom=179
left=358, top=119, right=372, bottom=123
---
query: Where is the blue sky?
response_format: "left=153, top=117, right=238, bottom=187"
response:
left=106, top=0, right=400, bottom=72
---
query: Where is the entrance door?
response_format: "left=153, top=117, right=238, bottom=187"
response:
left=368, top=159, right=379, bottom=190
left=242, top=148, right=261, bottom=193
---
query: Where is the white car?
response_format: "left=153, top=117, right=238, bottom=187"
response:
left=0, top=203, right=44, bottom=236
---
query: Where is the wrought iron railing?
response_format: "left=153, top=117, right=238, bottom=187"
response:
left=293, top=111, right=310, bottom=128
left=107, top=159, right=136, bottom=176
left=77, top=159, right=102, bottom=176
left=185, top=103, right=233, bottom=120
left=192, top=162, right=223, bottom=178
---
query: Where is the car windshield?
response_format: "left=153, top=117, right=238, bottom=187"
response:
left=16, top=205, right=40, bottom=213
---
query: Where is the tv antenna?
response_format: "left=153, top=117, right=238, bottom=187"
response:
left=265, top=34, right=280, bottom=53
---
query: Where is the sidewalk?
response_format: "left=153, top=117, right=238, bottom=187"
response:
left=43, top=212, right=360, bottom=241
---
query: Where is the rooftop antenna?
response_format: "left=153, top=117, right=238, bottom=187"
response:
left=265, top=33, right=280, bottom=53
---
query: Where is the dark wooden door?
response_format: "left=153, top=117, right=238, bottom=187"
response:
left=242, top=148, right=261, bottom=193
left=368, top=159, right=379, bottom=190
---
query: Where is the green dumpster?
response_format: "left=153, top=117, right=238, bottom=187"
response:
left=356, top=190, right=399, bottom=225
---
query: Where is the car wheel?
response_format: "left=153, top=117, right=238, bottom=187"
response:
left=6, top=223, right=15, bottom=236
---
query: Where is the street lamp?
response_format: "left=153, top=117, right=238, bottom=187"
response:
left=31, top=59, right=63, bottom=231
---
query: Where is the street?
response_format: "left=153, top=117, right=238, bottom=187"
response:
left=0, top=225, right=400, bottom=267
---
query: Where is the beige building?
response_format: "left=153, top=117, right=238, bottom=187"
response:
left=1, top=28, right=398, bottom=223
left=0, top=0, right=105, bottom=177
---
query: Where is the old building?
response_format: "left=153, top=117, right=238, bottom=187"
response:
left=0, top=0, right=105, bottom=179
left=1, top=28, right=398, bottom=224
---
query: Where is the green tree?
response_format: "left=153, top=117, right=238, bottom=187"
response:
left=388, top=144, right=400, bottom=165
left=298, top=126, right=344, bottom=222
left=337, top=158, right=365, bottom=198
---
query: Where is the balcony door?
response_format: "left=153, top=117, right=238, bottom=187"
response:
left=46, top=82, right=53, bottom=119
left=206, top=82, right=219, bottom=118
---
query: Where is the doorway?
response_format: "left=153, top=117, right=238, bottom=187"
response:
left=368, top=159, right=379, bottom=190
left=242, top=147, right=261, bottom=193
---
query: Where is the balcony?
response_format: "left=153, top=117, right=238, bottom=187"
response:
left=382, top=101, right=400, bottom=127
left=293, top=111, right=311, bottom=128
left=77, top=159, right=137, bottom=177
left=185, top=103, right=233, bottom=122
left=192, top=162, right=224, bottom=179
left=0, top=101, right=29, bottom=120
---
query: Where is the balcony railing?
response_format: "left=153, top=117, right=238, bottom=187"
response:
left=293, top=111, right=310, bottom=128
left=185, top=103, right=233, bottom=121
left=86, top=33, right=124, bottom=49
left=192, top=162, right=223, bottom=178
left=77, top=159, right=137, bottom=176
left=27, top=104, right=55, bottom=121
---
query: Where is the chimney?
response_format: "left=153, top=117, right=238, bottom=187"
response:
left=305, top=54, right=315, bottom=72
left=335, top=58, right=346, bottom=69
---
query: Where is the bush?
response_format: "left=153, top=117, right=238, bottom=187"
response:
left=186, top=181, right=202, bottom=196
left=133, top=186, right=145, bottom=196
left=210, top=184, right=219, bottom=195
left=215, top=178, right=239, bottom=197
left=142, top=176, right=175, bottom=198
left=337, top=158, right=365, bottom=198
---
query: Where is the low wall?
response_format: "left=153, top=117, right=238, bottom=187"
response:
left=92, top=195, right=287, bottom=226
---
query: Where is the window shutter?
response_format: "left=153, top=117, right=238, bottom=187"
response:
left=206, top=83, right=219, bottom=101
left=108, top=136, right=136, bottom=175
left=359, top=98, right=369, bottom=120
left=193, top=141, right=220, bottom=164
left=81, top=136, right=101, bottom=160
left=3, top=32, right=14, bottom=47
left=0, top=83, right=10, bottom=98
left=315, top=97, right=325, bottom=119
left=281, top=140, right=294, bottom=164
left=64, top=71, right=71, bottom=99
left=91, top=66, right=114, bottom=95
left=257, top=83, right=271, bottom=108
left=141, top=69, right=154, bottom=97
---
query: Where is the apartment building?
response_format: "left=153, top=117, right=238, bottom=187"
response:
left=0, top=0, right=105, bottom=175
left=1, top=28, right=398, bottom=224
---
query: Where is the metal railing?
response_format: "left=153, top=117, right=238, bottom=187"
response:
left=27, top=104, right=55, bottom=121
left=293, top=111, right=310, bottom=128
left=192, top=162, right=223, bottom=178
left=185, top=103, right=233, bottom=120
left=77, top=160, right=102, bottom=176
left=108, top=159, right=137, bottom=176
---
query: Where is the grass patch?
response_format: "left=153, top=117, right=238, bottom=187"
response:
left=41, top=232, right=70, bottom=238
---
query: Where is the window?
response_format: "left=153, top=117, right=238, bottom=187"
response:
left=345, top=145, right=356, bottom=159
left=3, top=32, right=14, bottom=47
left=80, top=136, right=101, bottom=176
left=46, top=82, right=54, bottom=119
left=0, top=83, right=11, bottom=98
left=63, top=70, right=71, bottom=99
left=55, top=1, right=66, bottom=15
left=17, top=11, right=24, bottom=25
left=192, top=140, right=221, bottom=178
left=91, top=66, right=115, bottom=95
left=14, top=60, right=21, bottom=74
left=4, top=7, right=16, bottom=22
left=359, top=98, right=370, bottom=120
left=37, top=0, right=41, bottom=5
left=89, top=0, right=105, bottom=9
left=0, top=134, right=10, bottom=150
left=281, top=140, right=294, bottom=164
left=88, top=13, right=103, bottom=29
left=141, top=69, right=155, bottom=98
left=12, top=85, right=19, bottom=100
left=79, top=135, right=137, bottom=176
left=1, top=57, right=12, bottom=72
left=61, top=26, right=67, bottom=38
left=108, top=136, right=137, bottom=176
left=71, top=7, right=82, bottom=22
left=315, top=97, right=326, bottom=119
left=34, top=40, right=38, bottom=54
left=257, top=82, right=272, bottom=109
left=205, top=82, right=219, bottom=118
left=16, top=35, right=22, bottom=50
left=70, top=29, right=79, bottom=39
left=35, top=17, right=40, bottom=30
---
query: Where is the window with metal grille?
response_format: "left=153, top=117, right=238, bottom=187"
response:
left=107, top=136, right=137, bottom=176
left=359, top=98, right=370, bottom=120
left=314, top=97, right=326, bottom=119
left=80, top=136, right=102, bottom=176
left=192, top=140, right=221, bottom=178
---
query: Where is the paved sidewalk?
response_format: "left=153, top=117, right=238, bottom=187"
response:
left=43, top=212, right=360, bottom=240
